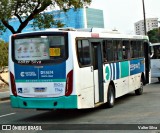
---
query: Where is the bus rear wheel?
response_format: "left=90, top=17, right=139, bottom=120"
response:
left=107, top=85, right=115, bottom=108
left=135, top=78, right=143, bottom=95
left=158, top=77, right=160, bottom=82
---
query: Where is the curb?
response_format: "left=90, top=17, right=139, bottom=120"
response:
left=0, top=91, right=10, bottom=101
left=0, top=97, right=10, bottom=101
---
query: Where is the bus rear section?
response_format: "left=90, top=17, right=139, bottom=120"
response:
left=9, top=32, right=77, bottom=109
left=150, top=43, right=160, bottom=82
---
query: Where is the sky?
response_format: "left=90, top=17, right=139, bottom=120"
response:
left=89, top=0, right=160, bottom=34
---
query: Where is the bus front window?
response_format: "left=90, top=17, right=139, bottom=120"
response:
left=152, top=46, right=160, bottom=59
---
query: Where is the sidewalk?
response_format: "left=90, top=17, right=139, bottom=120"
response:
left=0, top=85, right=10, bottom=101
left=0, top=71, right=10, bottom=101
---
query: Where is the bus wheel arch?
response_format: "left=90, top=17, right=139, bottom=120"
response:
left=141, top=72, right=145, bottom=85
left=135, top=73, right=144, bottom=95
left=106, top=81, right=115, bottom=108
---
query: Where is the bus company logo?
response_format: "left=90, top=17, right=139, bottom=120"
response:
left=18, top=88, right=30, bottom=94
left=20, top=72, right=25, bottom=77
left=20, top=72, right=37, bottom=77
left=130, top=63, right=140, bottom=71
left=18, top=88, right=23, bottom=93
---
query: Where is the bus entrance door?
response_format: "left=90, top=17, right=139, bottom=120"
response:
left=92, top=43, right=104, bottom=103
left=144, top=41, right=150, bottom=84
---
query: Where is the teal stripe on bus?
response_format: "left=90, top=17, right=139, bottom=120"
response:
left=120, top=61, right=129, bottom=78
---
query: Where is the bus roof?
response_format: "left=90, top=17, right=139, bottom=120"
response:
left=150, top=43, right=160, bottom=46
left=12, top=28, right=149, bottom=40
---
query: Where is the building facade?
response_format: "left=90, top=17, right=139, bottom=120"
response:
left=134, top=18, right=158, bottom=35
left=0, top=8, right=104, bottom=42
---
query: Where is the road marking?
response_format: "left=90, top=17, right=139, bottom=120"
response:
left=0, top=113, right=16, bottom=118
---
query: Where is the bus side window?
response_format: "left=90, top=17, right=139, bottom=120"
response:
left=106, top=40, right=114, bottom=62
left=103, top=40, right=108, bottom=62
left=138, top=41, right=144, bottom=57
left=153, top=46, right=160, bottom=59
left=117, top=40, right=123, bottom=61
left=77, top=40, right=91, bottom=66
left=123, top=40, right=130, bottom=59
left=131, top=41, right=137, bottom=58
left=113, top=40, right=123, bottom=61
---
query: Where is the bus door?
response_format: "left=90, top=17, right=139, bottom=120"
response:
left=144, top=41, right=150, bottom=84
left=91, top=42, right=104, bottom=103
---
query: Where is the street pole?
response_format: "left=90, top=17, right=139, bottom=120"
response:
left=142, top=0, right=147, bottom=35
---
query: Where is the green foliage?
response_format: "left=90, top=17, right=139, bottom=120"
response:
left=0, top=0, right=91, bottom=34
left=0, top=40, right=8, bottom=67
left=147, top=28, right=160, bottom=43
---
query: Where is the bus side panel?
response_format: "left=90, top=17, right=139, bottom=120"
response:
left=74, top=66, right=95, bottom=109
left=129, top=58, right=145, bottom=92
left=104, top=61, right=130, bottom=98
left=104, top=59, right=144, bottom=99
left=151, top=59, right=160, bottom=78
left=9, top=37, right=15, bottom=96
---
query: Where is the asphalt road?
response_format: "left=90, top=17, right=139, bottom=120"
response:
left=0, top=79, right=160, bottom=133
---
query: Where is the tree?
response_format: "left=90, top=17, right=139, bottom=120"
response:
left=0, top=0, right=91, bottom=34
left=0, top=40, right=9, bottom=85
left=147, top=28, right=160, bottom=43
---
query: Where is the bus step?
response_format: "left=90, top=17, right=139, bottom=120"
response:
left=94, top=102, right=104, bottom=107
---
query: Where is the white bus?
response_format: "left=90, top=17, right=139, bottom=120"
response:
left=9, top=28, right=150, bottom=109
left=150, top=43, right=160, bottom=82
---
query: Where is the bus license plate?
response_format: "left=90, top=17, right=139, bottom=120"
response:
left=34, top=87, right=46, bottom=92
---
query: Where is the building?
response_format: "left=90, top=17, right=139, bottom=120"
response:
left=134, top=18, right=158, bottom=35
left=0, top=8, right=104, bottom=42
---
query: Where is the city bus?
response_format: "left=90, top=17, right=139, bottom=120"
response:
left=9, top=28, right=150, bottom=109
left=150, top=43, right=160, bottom=82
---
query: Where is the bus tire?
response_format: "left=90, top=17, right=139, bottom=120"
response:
left=107, top=85, right=115, bottom=108
left=135, top=78, right=143, bottom=95
left=158, top=77, right=160, bottom=82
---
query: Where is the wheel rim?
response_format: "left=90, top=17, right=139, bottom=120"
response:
left=109, top=90, right=114, bottom=104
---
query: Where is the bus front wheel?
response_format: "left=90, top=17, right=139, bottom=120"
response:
left=107, top=85, right=115, bottom=108
left=135, top=79, right=143, bottom=95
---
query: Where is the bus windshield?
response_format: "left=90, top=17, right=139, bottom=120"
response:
left=13, top=35, right=67, bottom=65
left=152, top=45, right=160, bottom=59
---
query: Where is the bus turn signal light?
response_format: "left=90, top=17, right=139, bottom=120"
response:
left=65, top=70, right=73, bottom=96
left=10, top=72, right=17, bottom=96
